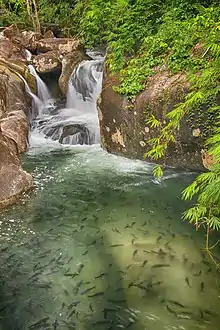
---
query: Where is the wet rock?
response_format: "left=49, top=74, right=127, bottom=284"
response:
left=43, top=121, right=91, bottom=145
left=59, top=124, right=90, bottom=144
left=36, top=38, right=81, bottom=54
left=33, top=50, right=61, bottom=73
left=59, top=50, right=89, bottom=95
left=99, top=68, right=206, bottom=170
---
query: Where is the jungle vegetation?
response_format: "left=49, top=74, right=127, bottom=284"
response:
left=0, top=0, right=219, bottom=262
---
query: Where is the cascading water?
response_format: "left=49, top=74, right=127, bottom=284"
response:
left=31, top=50, right=104, bottom=145
left=28, top=65, right=51, bottom=103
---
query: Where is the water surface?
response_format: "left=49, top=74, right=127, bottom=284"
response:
left=0, top=143, right=219, bottom=330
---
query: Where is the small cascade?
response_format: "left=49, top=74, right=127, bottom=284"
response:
left=28, top=65, right=51, bottom=103
left=25, top=49, right=32, bottom=62
left=31, top=50, right=104, bottom=146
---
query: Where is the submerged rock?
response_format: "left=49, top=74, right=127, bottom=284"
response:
left=99, top=68, right=206, bottom=170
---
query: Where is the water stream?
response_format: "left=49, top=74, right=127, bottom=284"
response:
left=0, top=50, right=220, bottom=330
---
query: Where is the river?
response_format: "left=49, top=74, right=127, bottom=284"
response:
left=0, top=50, right=219, bottom=330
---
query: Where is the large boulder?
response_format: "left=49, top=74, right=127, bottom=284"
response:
left=0, top=61, right=34, bottom=208
left=33, top=50, right=61, bottom=73
left=59, top=50, right=89, bottom=94
left=36, top=38, right=81, bottom=54
left=99, top=68, right=208, bottom=170
left=3, top=25, right=42, bottom=53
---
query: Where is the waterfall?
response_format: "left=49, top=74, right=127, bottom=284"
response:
left=31, top=50, right=104, bottom=146
left=25, top=49, right=32, bottom=62
left=28, top=65, right=51, bottom=103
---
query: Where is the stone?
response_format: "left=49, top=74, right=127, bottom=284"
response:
left=0, top=38, right=27, bottom=62
left=3, top=25, right=42, bottom=53
left=36, top=38, right=81, bottom=54
left=21, top=30, right=42, bottom=52
left=201, top=150, right=216, bottom=170
left=58, top=50, right=89, bottom=95
left=99, top=67, right=208, bottom=170
left=43, top=30, right=55, bottom=39
left=33, top=50, right=61, bottom=73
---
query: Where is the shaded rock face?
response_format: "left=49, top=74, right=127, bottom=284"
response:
left=99, top=69, right=205, bottom=170
left=0, top=59, right=34, bottom=208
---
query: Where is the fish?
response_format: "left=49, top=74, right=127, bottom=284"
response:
left=131, top=239, right=136, bottom=244
left=28, top=317, right=50, bottom=329
left=88, top=240, right=97, bottom=246
left=77, top=263, right=84, bottom=274
left=156, top=235, right=163, bottom=243
left=89, top=303, right=94, bottom=313
left=133, top=249, right=138, bottom=258
left=68, top=300, right=81, bottom=310
left=141, top=260, right=148, bottom=267
left=67, top=256, right=73, bottom=264
left=193, top=270, right=202, bottom=276
left=80, top=286, right=96, bottom=295
left=68, top=308, right=76, bottom=319
left=110, top=244, right=124, bottom=247
left=182, top=254, right=188, bottom=264
left=185, top=277, right=191, bottom=287
left=126, top=264, right=132, bottom=269
left=81, top=217, right=87, bottom=222
left=112, top=228, right=121, bottom=234
left=64, top=272, right=78, bottom=278
left=88, top=291, right=105, bottom=298
left=35, top=282, right=52, bottom=289
left=141, top=221, right=147, bottom=227
left=92, top=320, right=111, bottom=326
left=108, top=299, right=126, bottom=304
left=167, top=300, right=185, bottom=308
left=131, top=233, right=138, bottom=239
left=200, top=282, right=204, bottom=292
left=95, top=272, right=107, bottom=279
left=74, top=280, right=83, bottom=294
left=82, top=249, right=88, bottom=256
left=152, top=264, right=170, bottom=268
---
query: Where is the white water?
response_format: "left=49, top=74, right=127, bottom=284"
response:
left=31, top=50, right=104, bottom=145
left=25, top=49, right=32, bottom=62
left=28, top=65, right=51, bottom=103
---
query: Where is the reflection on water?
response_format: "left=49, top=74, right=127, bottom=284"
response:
left=0, top=145, right=219, bottom=330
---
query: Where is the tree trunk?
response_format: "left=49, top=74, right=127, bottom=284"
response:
left=25, top=0, right=41, bottom=34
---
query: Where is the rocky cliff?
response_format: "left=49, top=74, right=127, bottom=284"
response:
left=99, top=66, right=214, bottom=171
